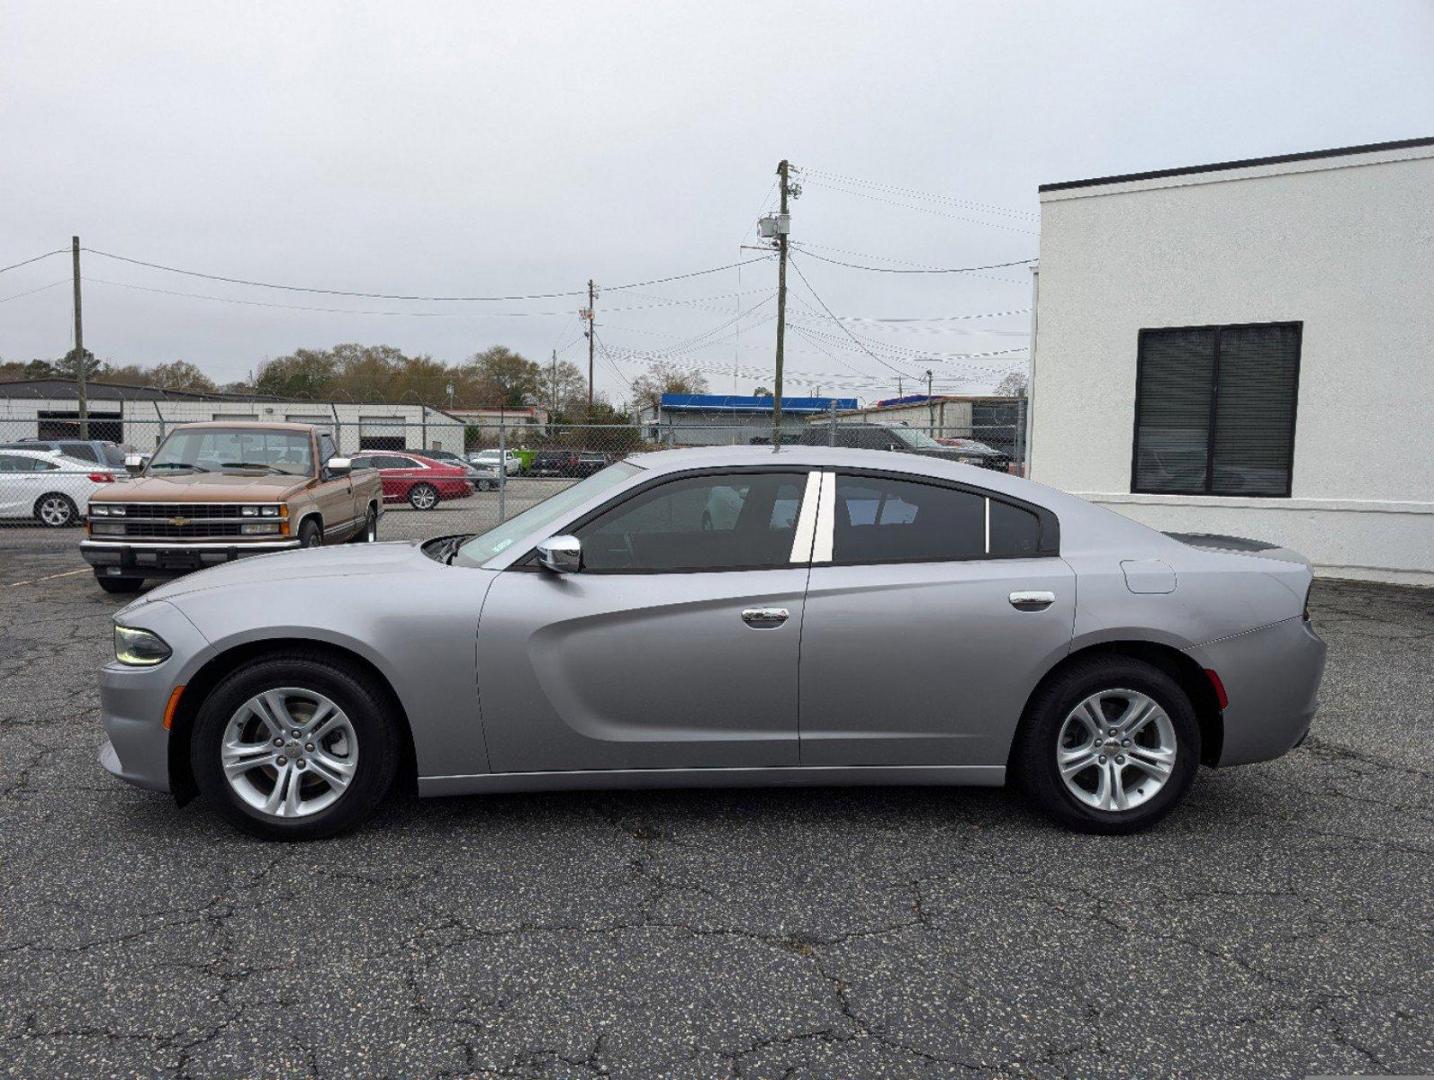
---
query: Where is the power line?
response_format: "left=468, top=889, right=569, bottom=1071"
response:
left=80, top=247, right=775, bottom=302
left=801, top=168, right=1040, bottom=221
left=790, top=244, right=1036, bottom=276
left=801, top=177, right=1039, bottom=235
left=0, top=279, right=69, bottom=304
left=0, top=249, right=68, bottom=275
left=785, top=256, right=912, bottom=379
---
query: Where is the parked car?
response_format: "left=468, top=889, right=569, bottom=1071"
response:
left=81, top=422, right=383, bottom=593
left=96, top=444, right=1326, bottom=841
left=934, top=437, right=1011, bottom=469
left=349, top=451, right=476, bottom=507
left=574, top=451, right=612, bottom=476
left=800, top=423, right=1010, bottom=470
left=0, top=438, right=131, bottom=469
left=530, top=449, right=580, bottom=477
left=410, top=448, right=499, bottom=490
left=0, top=448, right=120, bottom=527
left=467, top=449, right=521, bottom=475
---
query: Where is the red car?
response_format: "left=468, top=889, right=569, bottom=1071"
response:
left=349, top=452, right=474, bottom=510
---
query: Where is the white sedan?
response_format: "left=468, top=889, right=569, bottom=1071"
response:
left=0, top=448, right=121, bottom=526
left=467, top=449, right=521, bottom=475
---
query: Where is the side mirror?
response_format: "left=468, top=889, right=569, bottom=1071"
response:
left=327, top=456, right=353, bottom=476
left=536, top=534, right=583, bottom=574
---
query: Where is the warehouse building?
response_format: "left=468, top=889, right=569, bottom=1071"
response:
left=1029, top=136, right=1434, bottom=585
left=638, top=393, right=858, bottom=446
left=0, top=379, right=467, bottom=456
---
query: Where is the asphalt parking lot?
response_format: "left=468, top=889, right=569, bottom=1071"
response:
left=1, top=526, right=1430, bottom=1079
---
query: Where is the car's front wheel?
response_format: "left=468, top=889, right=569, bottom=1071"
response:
left=1015, top=656, right=1200, bottom=834
left=190, top=655, right=401, bottom=840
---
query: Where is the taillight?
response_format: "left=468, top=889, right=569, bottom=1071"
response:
left=88, top=472, right=115, bottom=483
left=1302, top=581, right=1313, bottom=622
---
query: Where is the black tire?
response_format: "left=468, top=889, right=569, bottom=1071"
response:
left=349, top=505, right=378, bottom=543
left=190, top=654, right=401, bottom=841
left=297, top=518, right=323, bottom=548
left=1014, top=656, right=1201, bottom=834
left=35, top=493, right=78, bottom=527
left=408, top=483, right=438, bottom=510
left=95, top=573, right=143, bottom=594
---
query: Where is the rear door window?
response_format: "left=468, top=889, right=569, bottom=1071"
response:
left=832, top=476, right=985, bottom=562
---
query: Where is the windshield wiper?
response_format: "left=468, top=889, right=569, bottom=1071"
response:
left=150, top=462, right=209, bottom=472
left=218, top=462, right=291, bottom=475
left=430, top=534, right=474, bottom=565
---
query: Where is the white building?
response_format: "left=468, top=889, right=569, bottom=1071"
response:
left=0, top=380, right=467, bottom=456
left=1029, top=136, right=1434, bottom=586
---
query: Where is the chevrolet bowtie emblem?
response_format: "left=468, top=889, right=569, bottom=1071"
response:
left=169, top=516, right=191, bottom=527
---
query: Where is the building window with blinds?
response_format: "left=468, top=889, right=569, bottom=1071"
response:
left=1131, top=322, right=1301, bottom=497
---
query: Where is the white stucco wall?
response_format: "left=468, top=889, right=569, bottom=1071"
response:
left=1030, top=143, right=1434, bottom=585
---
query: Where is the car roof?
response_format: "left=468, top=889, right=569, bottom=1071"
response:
left=624, top=444, right=1077, bottom=508
left=170, top=421, right=319, bottom=433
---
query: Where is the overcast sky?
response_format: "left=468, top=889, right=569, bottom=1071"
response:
left=3, top=0, right=1432, bottom=404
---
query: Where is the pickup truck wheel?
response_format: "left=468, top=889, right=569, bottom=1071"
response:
left=349, top=506, right=378, bottom=543
left=35, top=493, right=78, bottom=527
left=408, top=483, right=438, bottom=510
left=95, top=572, right=143, bottom=594
left=298, top=519, right=323, bottom=547
left=190, top=655, right=401, bottom=840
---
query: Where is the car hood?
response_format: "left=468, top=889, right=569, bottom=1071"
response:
left=91, top=472, right=309, bottom=503
left=124, top=540, right=431, bottom=610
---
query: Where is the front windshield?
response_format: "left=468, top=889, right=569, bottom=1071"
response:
left=148, top=428, right=314, bottom=475
left=890, top=427, right=941, bottom=449
left=455, top=460, right=642, bottom=566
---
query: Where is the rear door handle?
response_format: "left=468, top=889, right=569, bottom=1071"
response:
left=741, top=607, right=789, bottom=628
left=1009, top=590, right=1056, bottom=611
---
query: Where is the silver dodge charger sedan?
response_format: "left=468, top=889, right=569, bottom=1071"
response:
left=97, top=445, right=1326, bottom=840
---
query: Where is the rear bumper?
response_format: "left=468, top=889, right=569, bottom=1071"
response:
left=81, top=538, right=302, bottom=578
left=1195, top=616, right=1327, bottom=767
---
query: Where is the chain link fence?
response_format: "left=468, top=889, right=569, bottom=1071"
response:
left=0, top=406, right=1026, bottom=539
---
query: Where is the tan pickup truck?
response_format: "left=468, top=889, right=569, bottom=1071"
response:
left=81, top=421, right=383, bottom=593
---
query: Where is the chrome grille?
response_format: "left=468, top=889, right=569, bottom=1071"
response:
left=103, top=504, right=272, bottom=540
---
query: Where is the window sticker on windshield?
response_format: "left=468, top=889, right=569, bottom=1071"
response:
left=491, top=538, right=514, bottom=553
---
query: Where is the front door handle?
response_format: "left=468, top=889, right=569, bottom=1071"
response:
left=1009, top=590, right=1056, bottom=611
left=741, top=607, right=789, bottom=628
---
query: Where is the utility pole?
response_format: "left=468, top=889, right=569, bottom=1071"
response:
left=926, top=369, right=935, bottom=434
left=550, top=349, right=558, bottom=420
left=585, top=279, right=596, bottom=412
left=772, top=159, right=790, bottom=449
left=72, top=236, right=88, bottom=438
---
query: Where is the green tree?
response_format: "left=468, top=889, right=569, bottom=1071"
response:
left=148, top=360, right=217, bottom=394
left=465, top=345, right=540, bottom=407
left=255, top=348, right=340, bottom=399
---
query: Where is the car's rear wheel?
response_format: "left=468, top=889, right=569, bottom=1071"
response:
left=1015, top=656, right=1200, bottom=834
left=408, top=483, right=438, bottom=510
left=95, top=572, right=143, bottom=594
left=35, top=493, right=78, bottom=527
left=190, top=655, right=401, bottom=840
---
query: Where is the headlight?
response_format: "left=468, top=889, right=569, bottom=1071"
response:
left=114, top=624, right=171, bottom=666
left=240, top=522, right=280, bottom=535
left=260, top=505, right=280, bottom=517
left=91, top=504, right=110, bottom=516
left=91, top=521, right=126, bottom=535
left=241, top=505, right=259, bottom=516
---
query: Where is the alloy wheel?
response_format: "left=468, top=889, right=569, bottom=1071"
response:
left=410, top=485, right=437, bottom=510
left=1055, top=688, right=1177, bottom=812
left=38, top=495, right=74, bottom=526
left=221, top=688, right=359, bottom=818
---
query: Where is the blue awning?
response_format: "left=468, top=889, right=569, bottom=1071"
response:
left=659, top=393, right=858, bottom=414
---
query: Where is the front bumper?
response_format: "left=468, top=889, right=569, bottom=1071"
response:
left=97, top=600, right=215, bottom=794
left=1196, top=615, right=1327, bottom=767
left=81, top=538, right=302, bottom=579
